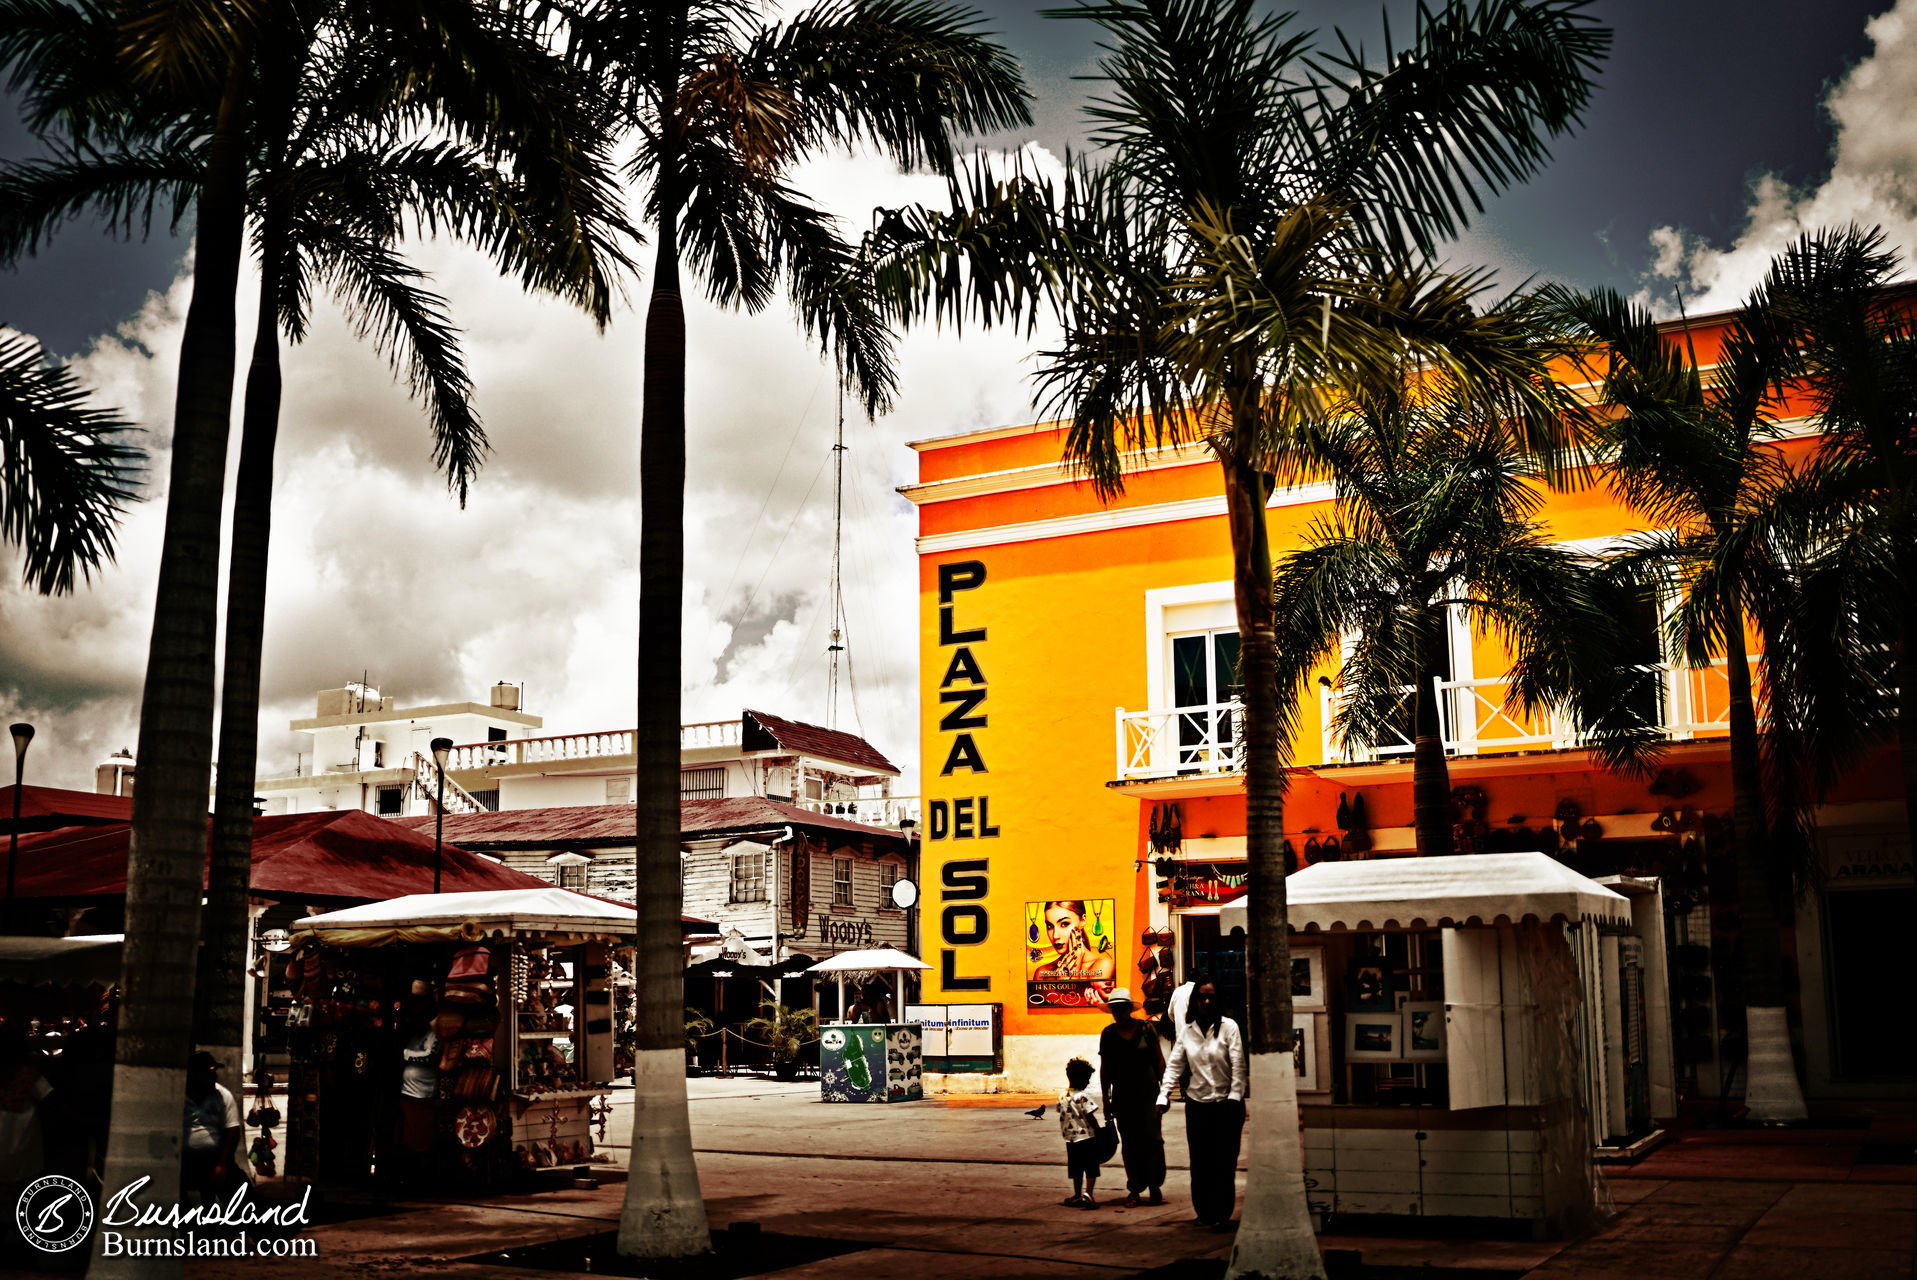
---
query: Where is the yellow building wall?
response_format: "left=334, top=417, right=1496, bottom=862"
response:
left=910, top=345, right=1796, bottom=1090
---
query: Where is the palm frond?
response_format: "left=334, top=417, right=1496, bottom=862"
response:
left=311, top=237, right=487, bottom=505
left=0, top=329, right=145, bottom=594
left=749, top=0, right=1032, bottom=172
left=1303, top=0, right=1609, bottom=255
left=0, top=143, right=203, bottom=260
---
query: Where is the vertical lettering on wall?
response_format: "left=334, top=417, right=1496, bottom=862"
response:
left=933, top=561, right=994, bottom=992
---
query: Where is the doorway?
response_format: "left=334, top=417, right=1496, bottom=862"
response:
left=1825, top=887, right=1917, bottom=1078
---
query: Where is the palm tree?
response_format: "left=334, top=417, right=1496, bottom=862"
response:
left=872, top=2, right=1608, bottom=1272
left=743, top=1001, right=818, bottom=1078
left=1549, top=283, right=1816, bottom=1122
left=561, top=0, right=1029, bottom=1259
left=2, top=2, right=626, bottom=1259
left=1264, top=286, right=1661, bottom=854
left=1762, top=227, right=1917, bottom=865
left=0, top=328, right=143, bottom=595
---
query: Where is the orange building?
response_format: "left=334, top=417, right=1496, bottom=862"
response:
left=905, top=308, right=1911, bottom=1104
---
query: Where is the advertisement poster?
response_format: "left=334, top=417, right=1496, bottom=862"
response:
left=1025, top=899, right=1118, bottom=1010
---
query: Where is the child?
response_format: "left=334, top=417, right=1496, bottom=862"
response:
left=1058, top=1056, right=1102, bottom=1207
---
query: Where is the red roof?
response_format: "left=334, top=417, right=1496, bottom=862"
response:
left=395, top=797, right=909, bottom=848
left=0, top=786, right=132, bottom=834
left=742, top=710, right=899, bottom=776
left=12, top=809, right=550, bottom=904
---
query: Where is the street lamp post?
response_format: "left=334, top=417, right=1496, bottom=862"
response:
left=431, top=738, right=452, bottom=894
left=6, top=723, right=33, bottom=935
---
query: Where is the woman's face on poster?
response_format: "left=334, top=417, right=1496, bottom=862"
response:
left=1046, top=905, right=1084, bottom=952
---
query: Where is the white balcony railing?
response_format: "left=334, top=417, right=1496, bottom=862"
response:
left=442, top=720, right=748, bottom=772
left=797, top=795, right=922, bottom=828
left=1113, top=656, right=1768, bottom=780
left=1314, top=657, right=1765, bottom=766
left=1115, top=700, right=1245, bottom=780
left=442, top=729, right=635, bottom=772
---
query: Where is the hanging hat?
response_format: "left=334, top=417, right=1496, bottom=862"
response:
left=1107, top=987, right=1136, bottom=1006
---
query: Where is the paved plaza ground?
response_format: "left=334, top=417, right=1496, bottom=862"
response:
left=62, top=1078, right=1917, bottom=1279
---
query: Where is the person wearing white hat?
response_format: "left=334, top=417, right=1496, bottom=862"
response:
left=1099, top=986, right=1167, bottom=1206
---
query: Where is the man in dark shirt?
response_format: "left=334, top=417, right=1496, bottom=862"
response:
left=1098, top=987, right=1166, bottom=1206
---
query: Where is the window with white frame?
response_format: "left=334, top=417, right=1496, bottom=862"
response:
left=730, top=850, right=768, bottom=902
left=1140, top=583, right=1241, bottom=777
left=879, top=862, right=899, bottom=908
left=833, top=858, right=853, bottom=907
left=558, top=862, right=587, bottom=891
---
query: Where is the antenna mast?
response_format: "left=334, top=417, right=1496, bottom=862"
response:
left=826, top=380, right=847, bottom=727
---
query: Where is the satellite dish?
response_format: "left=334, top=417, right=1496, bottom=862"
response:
left=890, top=878, right=919, bottom=909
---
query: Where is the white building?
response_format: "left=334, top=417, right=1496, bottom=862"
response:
left=255, top=684, right=916, bottom=828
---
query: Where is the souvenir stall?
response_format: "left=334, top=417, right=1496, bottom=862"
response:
left=285, top=888, right=635, bottom=1188
left=1222, top=853, right=1660, bottom=1236
left=808, top=948, right=928, bottom=1103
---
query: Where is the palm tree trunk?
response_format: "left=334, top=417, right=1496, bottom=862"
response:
left=195, top=246, right=285, bottom=1085
left=616, top=199, right=711, bottom=1260
left=1411, top=607, right=1455, bottom=857
left=1895, top=542, right=1917, bottom=872
left=1723, top=594, right=1805, bottom=1122
left=94, top=53, right=249, bottom=1279
left=1221, top=454, right=1323, bottom=1280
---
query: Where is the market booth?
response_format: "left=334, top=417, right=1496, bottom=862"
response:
left=808, top=948, right=928, bottom=1103
left=288, top=888, right=635, bottom=1188
left=1223, top=853, right=1660, bottom=1235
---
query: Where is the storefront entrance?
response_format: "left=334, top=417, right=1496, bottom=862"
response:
left=1825, top=887, right=1917, bottom=1079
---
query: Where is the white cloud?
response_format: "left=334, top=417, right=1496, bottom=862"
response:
left=1641, top=0, right=1917, bottom=313
left=1, top=144, right=1066, bottom=797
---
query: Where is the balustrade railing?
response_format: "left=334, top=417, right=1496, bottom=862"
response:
left=1114, top=701, right=1244, bottom=780
left=1117, top=655, right=1770, bottom=778
left=408, top=752, right=486, bottom=815
left=797, top=795, right=922, bottom=828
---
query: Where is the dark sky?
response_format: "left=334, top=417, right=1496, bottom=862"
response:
left=0, top=1, right=1887, bottom=354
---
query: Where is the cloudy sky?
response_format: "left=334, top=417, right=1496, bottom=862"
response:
left=3, top=0, right=1915, bottom=792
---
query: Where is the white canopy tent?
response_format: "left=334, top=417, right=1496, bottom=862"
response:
left=1218, top=852, right=1631, bottom=935
left=806, top=948, right=931, bottom=1023
left=292, top=886, right=638, bottom=945
left=0, top=933, right=123, bottom=985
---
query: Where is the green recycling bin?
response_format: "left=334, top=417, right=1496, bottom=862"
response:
left=819, top=1023, right=922, bottom=1102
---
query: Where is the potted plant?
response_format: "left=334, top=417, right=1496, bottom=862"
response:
left=744, top=1003, right=817, bottom=1081
left=683, top=1008, right=716, bottom=1074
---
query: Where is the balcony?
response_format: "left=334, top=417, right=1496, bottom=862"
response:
left=441, top=721, right=757, bottom=772
left=1317, top=658, right=1761, bottom=765
left=1111, top=658, right=1762, bottom=780
left=1115, top=701, right=1245, bottom=780
left=442, top=730, right=635, bottom=772
left=797, top=795, right=922, bottom=828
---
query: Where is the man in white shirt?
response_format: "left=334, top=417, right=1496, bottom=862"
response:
left=1156, top=980, right=1246, bottom=1229
left=182, top=1052, right=244, bottom=1203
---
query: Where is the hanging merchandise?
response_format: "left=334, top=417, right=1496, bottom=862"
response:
left=1148, top=803, right=1184, bottom=855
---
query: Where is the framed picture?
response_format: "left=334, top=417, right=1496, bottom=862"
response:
left=1344, top=1011, right=1402, bottom=1061
left=1403, top=1002, right=1446, bottom=1061
left=1289, top=1015, right=1320, bottom=1091
left=1289, top=950, right=1325, bottom=1010
left=1346, top=960, right=1398, bottom=1013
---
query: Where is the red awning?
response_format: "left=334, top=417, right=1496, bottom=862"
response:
left=0, top=786, right=132, bottom=834
left=12, top=809, right=545, bottom=904
left=12, top=808, right=718, bottom=928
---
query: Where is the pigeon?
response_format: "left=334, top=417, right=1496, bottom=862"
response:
left=1025, top=1104, right=1046, bottom=1118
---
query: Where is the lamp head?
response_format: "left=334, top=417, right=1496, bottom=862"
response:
left=9, top=723, right=33, bottom=757
left=431, top=737, right=453, bottom=769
